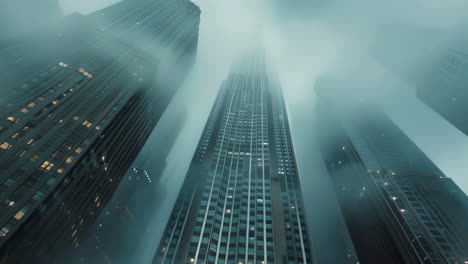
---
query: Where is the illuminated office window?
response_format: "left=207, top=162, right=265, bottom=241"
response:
left=40, top=161, right=55, bottom=171
left=65, top=156, right=74, bottom=164
left=0, top=142, right=11, bottom=150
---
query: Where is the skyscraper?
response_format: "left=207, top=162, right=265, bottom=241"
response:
left=417, top=48, right=468, bottom=136
left=316, top=78, right=468, bottom=264
left=154, top=50, right=313, bottom=264
left=71, top=107, right=187, bottom=263
left=0, top=0, right=200, bottom=263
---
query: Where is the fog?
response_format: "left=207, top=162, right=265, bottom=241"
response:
left=3, top=0, right=468, bottom=263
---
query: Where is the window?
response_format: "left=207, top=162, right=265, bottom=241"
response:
left=65, top=156, right=74, bottom=164
left=57, top=168, right=64, bottom=174
left=81, top=121, right=93, bottom=128
left=75, top=147, right=83, bottom=154
left=32, top=191, right=44, bottom=201
left=14, top=207, right=28, bottom=220
left=16, top=149, right=26, bottom=157
left=0, top=226, right=10, bottom=237
left=40, top=161, right=54, bottom=171
left=0, top=142, right=11, bottom=150
left=7, top=116, right=15, bottom=122
left=20, top=108, right=29, bottom=113
left=30, top=155, right=39, bottom=162
left=46, top=178, right=57, bottom=185
left=73, top=116, right=80, bottom=121
left=3, top=179, right=14, bottom=187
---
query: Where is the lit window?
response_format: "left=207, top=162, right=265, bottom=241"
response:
left=75, top=148, right=83, bottom=154
left=11, top=133, right=19, bottom=139
left=40, top=161, right=54, bottom=171
left=57, top=168, right=64, bottom=174
left=78, top=68, right=85, bottom=73
left=38, top=97, right=45, bottom=101
left=52, top=100, right=58, bottom=105
left=27, top=102, right=36, bottom=108
left=30, top=155, right=39, bottom=162
left=0, top=142, right=11, bottom=150
left=27, top=139, right=34, bottom=145
left=7, top=116, right=15, bottom=122
left=73, top=116, right=79, bottom=121
left=20, top=108, right=29, bottom=113
left=95, top=126, right=101, bottom=130
left=82, top=121, right=89, bottom=126
left=14, top=208, right=28, bottom=220
left=65, top=156, right=74, bottom=164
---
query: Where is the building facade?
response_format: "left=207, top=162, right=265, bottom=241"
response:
left=154, top=51, right=313, bottom=264
left=71, top=107, right=186, bottom=263
left=0, top=0, right=200, bottom=263
left=316, top=78, right=468, bottom=264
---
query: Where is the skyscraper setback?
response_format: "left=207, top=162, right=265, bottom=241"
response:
left=154, top=50, right=313, bottom=264
left=316, top=78, right=468, bottom=264
left=0, top=0, right=200, bottom=263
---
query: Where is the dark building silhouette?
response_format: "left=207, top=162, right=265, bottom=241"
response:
left=316, top=78, right=468, bottom=264
left=70, top=107, right=186, bottom=263
left=0, top=0, right=200, bottom=263
left=154, top=50, right=313, bottom=264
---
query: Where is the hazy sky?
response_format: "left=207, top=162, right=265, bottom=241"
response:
left=60, top=0, right=468, bottom=263
left=59, top=0, right=122, bottom=14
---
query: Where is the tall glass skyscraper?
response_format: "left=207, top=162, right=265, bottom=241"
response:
left=154, top=50, right=313, bottom=264
left=0, top=0, right=200, bottom=263
left=316, top=78, right=468, bottom=264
